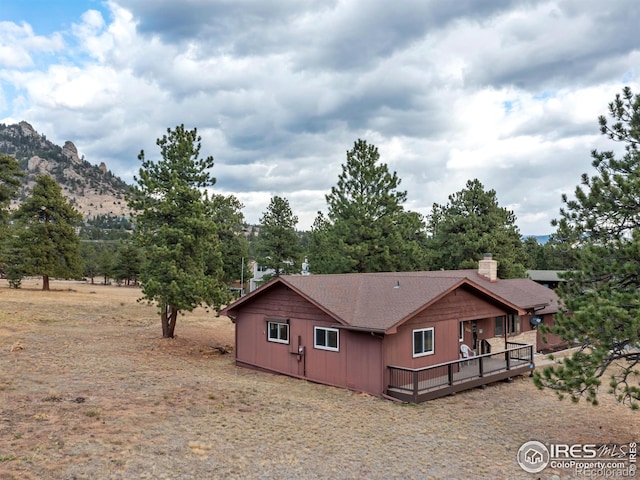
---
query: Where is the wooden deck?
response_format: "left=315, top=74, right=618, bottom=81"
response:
left=387, top=343, right=534, bottom=402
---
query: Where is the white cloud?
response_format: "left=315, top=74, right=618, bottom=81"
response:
left=1, top=0, right=639, bottom=236
left=0, top=21, right=64, bottom=68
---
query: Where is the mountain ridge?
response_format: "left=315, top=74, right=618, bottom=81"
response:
left=0, top=121, right=131, bottom=219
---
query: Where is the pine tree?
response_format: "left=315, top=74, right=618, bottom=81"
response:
left=128, top=125, right=230, bottom=338
left=114, top=242, right=142, bottom=286
left=210, top=194, right=250, bottom=286
left=534, top=87, right=640, bottom=408
left=310, top=139, right=428, bottom=273
left=0, top=154, right=23, bottom=223
left=0, top=154, right=24, bottom=279
left=257, top=196, right=301, bottom=277
left=11, top=175, right=83, bottom=290
left=427, top=179, right=526, bottom=278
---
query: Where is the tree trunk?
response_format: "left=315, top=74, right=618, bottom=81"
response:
left=161, top=306, right=170, bottom=337
left=168, top=307, right=178, bottom=338
left=42, top=275, right=50, bottom=291
left=161, top=305, right=178, bottom=338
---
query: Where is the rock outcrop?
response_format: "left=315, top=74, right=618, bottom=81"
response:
left=62, top=141, right=81, bottom=164
left=18, top=121, right=38, bottom=138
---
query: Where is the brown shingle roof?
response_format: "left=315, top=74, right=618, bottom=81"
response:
left=223, top=270, right=558, bottom=333
left=282, top=274, right=465, bottom=331
left=379, top=270, right=559, bottom=313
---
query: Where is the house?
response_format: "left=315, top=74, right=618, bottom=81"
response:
left=221, top=256, right=561, bottom=402
left=249, top=259, right=302, bottom=292
left=249, top=261, right=273, bottom=292
left=526, top=269, right=567, bottom=290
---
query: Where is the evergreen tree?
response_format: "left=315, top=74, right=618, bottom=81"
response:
left=210, top=194, right=250, bottom=287
left=310, top=139, right=428, bottom=273
left=0, top=154, right=24, bottom=279
left=114, top=242, right=141, bottom=286
left=97, top=246, right=115, bottom=285
left=128, top=125, right=230, bottom=338
left=522, top=237, right=546, bottom=269
left=427, top=179, right=526, bottom=278
left=0, top=154, right=23, bottom=223
left=307, top=212, right=344, bottom=274
left=3, top=223, right=26, bottom=288
left=541, top=232, right=579, bottom=270
left=80, top=242, right=100, bottom=284
left=11, top=175, right=83, bottom=290
left=534, top=87, right=640, bottom=408
left=257, top=196, right=301, bottom=277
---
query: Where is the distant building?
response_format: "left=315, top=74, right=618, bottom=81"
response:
left=526, top=270, right=567, bottom=290
left=249, top=261, right=273, bottom=292
left=248, top=259, right=297, bottom=292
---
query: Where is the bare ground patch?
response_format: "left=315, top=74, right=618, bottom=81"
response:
left=0, top=279, right=638, bottom=479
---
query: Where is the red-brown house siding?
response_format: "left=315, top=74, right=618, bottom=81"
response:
left=536, top=314, right=566, bottom=352
left=383, top=287, right=511, bottom=370
left=232, top=283, right=384, bottom=396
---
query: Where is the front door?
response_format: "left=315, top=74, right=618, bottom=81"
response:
left=287, top=321, right=307, bottom=378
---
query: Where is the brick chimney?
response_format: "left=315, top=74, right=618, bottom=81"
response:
left=478, top=253, right=498, bottom=281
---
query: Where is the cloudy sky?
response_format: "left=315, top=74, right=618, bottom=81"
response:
left=1, top=0, right=639, bottom=235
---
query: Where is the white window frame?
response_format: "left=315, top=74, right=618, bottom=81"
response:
left=459, top=321, right=464, bottom=342
left=314, top=326, right=339, bottom=352
left=413, top=327, right=434, bottom=358
left=267, top=321, right=289, bottom=344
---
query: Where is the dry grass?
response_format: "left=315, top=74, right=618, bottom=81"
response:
left=0, top=279, right=638, bottom=479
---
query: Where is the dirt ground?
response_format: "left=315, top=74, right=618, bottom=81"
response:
left=0, top=279, right=638, bottom=480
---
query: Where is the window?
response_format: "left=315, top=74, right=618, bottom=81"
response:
left=314, top=327, right=339, bottom=351
left=459, top=321, right=464, bottom=342
left=507, top=315, right=521, bottom=335
left=495, top=315, right=521, bottom=336
left=267, top=321, right=289, bottom=344
left=495, top=316, right=504, bottom=336
left=413, top=328, right=434, bottom=357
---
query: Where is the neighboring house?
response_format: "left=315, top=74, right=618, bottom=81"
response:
left=221, top=256, right=562, bottom=402
left=249, top=261, right=273, bottom=292
left=249, top=259, right=301, bottom=292
left=526, top=270, right=567, bottom=290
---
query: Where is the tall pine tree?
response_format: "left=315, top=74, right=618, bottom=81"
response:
left=12, top=175, right=83, bottom=290
left=535, top=87, right=640, bottom=408
left=128, top=125, right=230, bottom=338
left=427, top=179, right=526, bottom=278
left=257, top=196, right=301, bottom=277
left=309, top=139, right=428, bottom=273
left=210, top=193, right=250, bottom=287
left=0, top=154, right=24, bottom=279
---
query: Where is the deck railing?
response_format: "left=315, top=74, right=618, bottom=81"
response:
left=387, top=342, right=534, bottom=403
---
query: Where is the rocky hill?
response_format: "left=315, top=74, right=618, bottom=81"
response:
left=0, top=121, right=130, bottom=219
